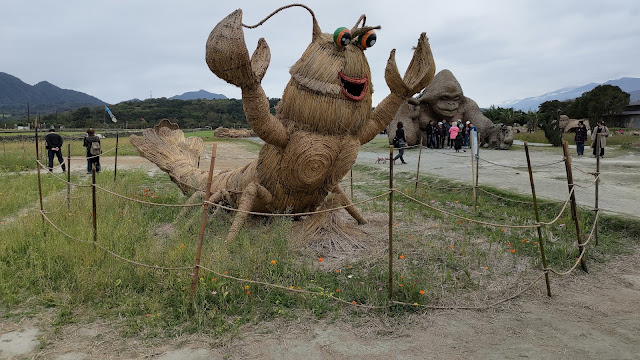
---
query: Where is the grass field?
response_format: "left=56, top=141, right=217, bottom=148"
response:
left=1, top=146, right=639, bottom=338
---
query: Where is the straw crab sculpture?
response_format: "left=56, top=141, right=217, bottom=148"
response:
left=130, top=4, right=435, bottom=241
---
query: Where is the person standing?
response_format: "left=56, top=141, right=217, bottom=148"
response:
left=448, top=120, right=460, bottom=150
left=425, top=120, right=434, bottom=148
left=468, top=122, right=477, bottom=149
left=574, top=120, right=587, bottom=156
left=44, top=126, right=66, bottom=172
left=463, top=121, right=471, bottom=148
left=83, top=128, right=102, bottom=173
left=393, top=121, right=408, bottom=164
left=591, top=121, right=609, bottom=158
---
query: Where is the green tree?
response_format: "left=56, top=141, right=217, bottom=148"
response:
left=580, top=85, right=629, bottom=124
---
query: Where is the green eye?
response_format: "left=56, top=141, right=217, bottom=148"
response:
left=333, top=27, right=352, bottom=48
left=357, top=30, right=376, bottom=49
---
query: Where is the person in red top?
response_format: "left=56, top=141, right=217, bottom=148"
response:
left=448, top=120, right=460, bottom=150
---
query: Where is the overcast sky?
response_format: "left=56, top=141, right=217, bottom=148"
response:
left=2, top=0, right=639, bottom=108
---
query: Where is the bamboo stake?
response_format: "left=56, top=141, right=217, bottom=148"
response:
left=35, top=125, right=45, bottom=230
left=67, top=144, right=71, bottom=212
left=388, top=145, right=394, bottom=300
left=562, top=140, right=587, bottom=272
left=114, top=130, right=119, bottom=182
left=92, top=164, right=98, bottom=246
left=595, top=134, right=600, bottom=246
left=415, top=135, right=423, bottom=193
left=350, top=167, right=354, bottom=201
left=524, top=142, right=551, bottom=296
left=191, top=144, right=218, bottom=295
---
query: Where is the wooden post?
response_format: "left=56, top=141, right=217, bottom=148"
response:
left=350, top=167, right=354, bottom=201
left=67, top=144, right=71, bottom=212
left=114, top=130, right=119, bottom=182
left=594, top=134, right=600, bottom=246
left=388, top=145, right=394, bottom=300
left=524, top=142, right=552, bottom=297
left=35, top=126, right=45, bottom=229
left=92, top=164, right=98, bottom=245
left=191, top=144, right=218, bottom=295
left=415, top=135, right=423, bottom=193
left=562, top=140, right=587, bottom=272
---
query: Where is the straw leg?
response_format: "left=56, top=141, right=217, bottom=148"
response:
left=177, top=191, right=206, bottom=220
left=333, top=184, right=366, bottom=225
left=226, top=182, right=272, bottom=242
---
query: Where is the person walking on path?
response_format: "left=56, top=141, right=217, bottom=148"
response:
left=591, top=121, right=609, bottom=158
left=393, top=121, right=408, bottom=164
left=83, top=128, right=102, bottom=173
left=44, top=126, right=65, bottom=172
left=574, top=120, right=587, bottom=156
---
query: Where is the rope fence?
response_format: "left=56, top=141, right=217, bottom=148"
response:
left=31, top=137, right=608, bottom=312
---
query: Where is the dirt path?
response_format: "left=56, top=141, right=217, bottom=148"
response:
left=2, top=139, right=639, bottom=359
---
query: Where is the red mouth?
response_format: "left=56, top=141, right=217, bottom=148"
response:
left=338, top=71, right=368, bottom=101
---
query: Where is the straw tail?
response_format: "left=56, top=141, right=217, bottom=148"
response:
left=129, top=120, right=208, bottom=194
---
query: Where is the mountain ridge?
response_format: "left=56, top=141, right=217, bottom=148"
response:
left=498, top=77, right=640, bottom=111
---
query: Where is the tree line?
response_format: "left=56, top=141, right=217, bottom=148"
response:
left=482, top=85, right=629, bottom=145
left=3, top=97, right=281, bottom=130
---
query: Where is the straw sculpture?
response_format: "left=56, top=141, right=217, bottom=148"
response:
left=131, top=4, right=435, bottom=241
left=387, top=69, right=514, bottom=149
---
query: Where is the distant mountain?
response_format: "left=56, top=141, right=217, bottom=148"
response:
left=0, top=72, right=105, bottom=116
left=499, top=77, right=640, bottom=111
left=169, top=89, right=227, bottom=101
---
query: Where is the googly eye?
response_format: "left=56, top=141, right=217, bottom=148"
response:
left=357, top=30, right=376, bottom=49
left=333, top=27, right=352, bottom=48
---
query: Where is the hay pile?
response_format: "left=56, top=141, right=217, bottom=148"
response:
left=213, top=127, right=256, bottom=138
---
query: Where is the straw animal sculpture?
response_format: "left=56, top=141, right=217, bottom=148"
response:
left=130, top=4, right=435, bottom=241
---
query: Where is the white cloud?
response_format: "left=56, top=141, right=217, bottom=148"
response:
left=1, top=0, right=639, bottom=108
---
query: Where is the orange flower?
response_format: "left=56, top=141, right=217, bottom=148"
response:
left=211, top=278, right=216, bottom=282
left=510, top=249, right=516, bottom=253
left=484, top=267, right=488, bottom=270
left=336, top=289, right=340, bottom=292
left=399, top=284, right=403, bottom=287
left=435, top=224, right=438, bottom=227
left=336, top=269, right=340, bottom=273
left=458, top=221, right=462, bottom=224
left=271, top=260, right=277, bottom=265
left=413, top=302, right=418, bottom=306
left=501, top=229, right=505, bottom=232
left=419, top=290, right=425, bottom=294
left=352, top=301, right=357, bottom=304
left=318, top=257, right=323, bottom=262
left=534, top=242, right=539, bottom=245
left=455, top=200, right=459, bottom=203
left=244, top=285, right=250, bottom=290
left=409, top=236, right=413, bottom=239
left=348, top=265, right=353, bottom=269
left=179, top=243, right=186, bottom=249
left=450, top=245, right=454, bottom=249
left=246, top=291, right=251, bottom=295
left=224, top=271, right=229, bottom=275
left=400, top=254, right=405, bottom=259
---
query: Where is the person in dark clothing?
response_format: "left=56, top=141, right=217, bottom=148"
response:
left=393, top=121, right=407, bottom=164
left=574, top=120, right=587, bottom=156
left=83, top=128, right=102, bottom=173
left=44, top=126, right=65, bottom=172
left=425, top=121, right=434, bottom=148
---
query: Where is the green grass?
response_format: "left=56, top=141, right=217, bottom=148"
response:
left=0, top=173, right=78, bottom=219
left=1, top=159, right=639, bottom=339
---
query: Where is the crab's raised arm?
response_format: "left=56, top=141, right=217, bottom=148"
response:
left=206, top=9, right=288, bottom=148
left=358, top=33, right=435, bottom=144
